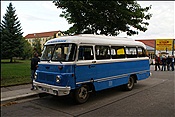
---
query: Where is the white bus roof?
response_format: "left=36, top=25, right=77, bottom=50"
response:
left=45, top=34, right=146, bottom=48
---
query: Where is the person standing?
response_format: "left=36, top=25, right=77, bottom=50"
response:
left=166, top=55, right=171, bottom=71
left=31, top=52, right=40, bottom=90
left=155, top=55, right=161, bottom=71
left=171, top=55, right=174, bottom=71
left=161, top=56, right=166, bottom=71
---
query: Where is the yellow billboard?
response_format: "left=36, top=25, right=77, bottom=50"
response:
left=156, top=39, right=173, bottom=51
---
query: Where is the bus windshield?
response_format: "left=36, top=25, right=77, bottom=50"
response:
left=41, top=43, right=77, bottom=62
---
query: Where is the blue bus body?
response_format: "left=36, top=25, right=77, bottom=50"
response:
left=36, top=64, right=75, bottom=87
left=75, top=59, right=150, bottom=91
left=33, top=35, right=150, bottom=103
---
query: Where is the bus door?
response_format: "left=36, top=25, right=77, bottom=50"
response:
left=75, top=46, right=96, bottom=85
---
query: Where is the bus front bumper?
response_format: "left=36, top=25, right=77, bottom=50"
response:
left=33, top=81, right=71, bottom=96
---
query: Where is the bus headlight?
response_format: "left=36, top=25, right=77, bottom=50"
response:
left=56, top=75, right=61, bottom=83
left=34, top=72, right=37, bottom=80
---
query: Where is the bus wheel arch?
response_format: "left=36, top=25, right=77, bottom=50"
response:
left=74, top=83, right=94, bottom=104
left=131, top=74, right=138, bottom=83
left=123, top=74, right=137, bottom=91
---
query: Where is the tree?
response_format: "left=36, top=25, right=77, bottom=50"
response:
left=33, top=38, right=42, bottom=56
left=53, top=0, right=152, bottom=36
left=21, top=38, right=33, bottom=60
left=1, top=3, right=23, bottom=62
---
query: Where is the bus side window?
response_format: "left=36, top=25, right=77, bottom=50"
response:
left=95, top=46, right=110, bottom=60
left=137, top=47, right=146, bottom=57
left=111, top=46, right=125, bottom=59
left=125, top=47, right=137, bottom=58
left=78, top=46, right=94, bottom=60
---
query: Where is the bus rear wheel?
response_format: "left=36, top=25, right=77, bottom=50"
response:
left=74, top=84, right=90, bottom=104
left=123, top=76, right=135, bottom=91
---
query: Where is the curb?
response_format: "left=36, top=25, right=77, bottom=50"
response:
left=1, top=83, right=31, bottom=88
left=1, top=92, right=39, bottom=104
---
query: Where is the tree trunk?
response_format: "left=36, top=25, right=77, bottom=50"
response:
left=10, top=57, right=13, bottom=63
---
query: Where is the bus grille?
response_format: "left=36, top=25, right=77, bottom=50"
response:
left=39, top=73, right=55, bottom=82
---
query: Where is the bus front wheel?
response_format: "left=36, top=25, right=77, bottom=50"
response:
left=74, top=84, right=90, bottom=104
left=123, top=76, right=135, bottom=91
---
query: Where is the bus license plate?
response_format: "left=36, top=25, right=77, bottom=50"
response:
left=42, top=87, right=49, bottom=92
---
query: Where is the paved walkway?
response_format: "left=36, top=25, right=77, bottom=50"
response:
left=1, top=84, right=38, bottom=104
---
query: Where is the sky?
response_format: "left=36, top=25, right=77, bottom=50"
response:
left=1, top=1, right=175, bottom=40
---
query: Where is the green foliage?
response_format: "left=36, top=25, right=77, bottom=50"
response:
left=21, top=37, right=33, bottom=59
left=53, top=0, right=152, bottom=36
left=1, top=3, right=24, bottom=62
left=1, top=60, right=31, bottom=87
left=33, top=38, right=42, bottom=56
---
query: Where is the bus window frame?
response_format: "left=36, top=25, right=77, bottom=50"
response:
left=137, top=46, right=146, bottom=57
left=77, top=45, right=95, bottom=61
left=95, top=45, right=111, bottom=60
left=125, top=46, right=138, bottom=58
left=111, top=46, right=126, bottom=59
left=76, top=45, right=148, bottom=61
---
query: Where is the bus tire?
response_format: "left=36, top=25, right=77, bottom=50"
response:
left=74, top=84, right=90, bottom=104
left=123, top=76, right=135, bottom=91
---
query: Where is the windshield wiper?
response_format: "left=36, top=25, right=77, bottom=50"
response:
left=58, top=59, right=62, bottom=64
left=47, top=59, right=51, bottom=63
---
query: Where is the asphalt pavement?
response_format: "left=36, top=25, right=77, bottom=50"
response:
left=0, top=65, right=158, bottom=105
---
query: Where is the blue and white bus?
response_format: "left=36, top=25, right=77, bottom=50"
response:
left=33, top=34, right=150, bottom=103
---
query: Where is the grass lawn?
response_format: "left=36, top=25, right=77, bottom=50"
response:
left=1, top=59, right=31, bottom=87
